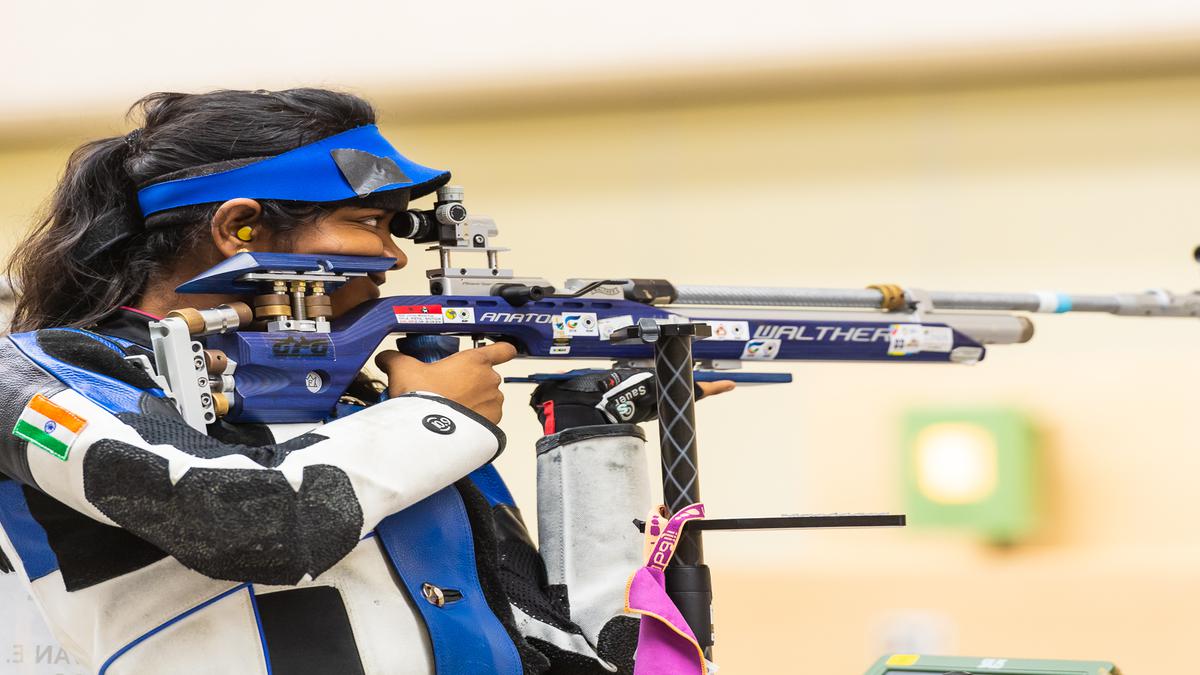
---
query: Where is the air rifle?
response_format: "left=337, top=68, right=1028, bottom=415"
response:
left=140, top=185, right=1200, bottom=661
left=146, top=184, right=1200, bottom=429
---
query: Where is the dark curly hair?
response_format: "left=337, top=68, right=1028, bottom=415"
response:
left=6, top=88, right=384, bottom=332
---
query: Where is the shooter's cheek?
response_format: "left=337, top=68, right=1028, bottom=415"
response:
left=329, top=278, right=382, bottom=317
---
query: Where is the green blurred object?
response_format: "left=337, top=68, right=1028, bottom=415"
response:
left=901, top=408, right=1040, bottom=544
left=865, top=653, right=1121, bottom=674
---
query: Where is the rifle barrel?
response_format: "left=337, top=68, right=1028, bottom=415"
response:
left=672, top=285, right=1200, bottom=317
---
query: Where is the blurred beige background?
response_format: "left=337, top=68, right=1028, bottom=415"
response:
left=3, top=4, right=1200, bottom=672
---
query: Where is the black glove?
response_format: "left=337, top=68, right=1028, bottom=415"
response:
left=529, top=369, right=705, bottom=434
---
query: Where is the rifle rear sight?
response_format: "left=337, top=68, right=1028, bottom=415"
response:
left=390, top=185, right=641, bottom=306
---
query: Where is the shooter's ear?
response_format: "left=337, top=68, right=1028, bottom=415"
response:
left=211, top=198, right=266, bottom=258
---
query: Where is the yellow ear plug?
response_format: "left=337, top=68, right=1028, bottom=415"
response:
left=235, top=226, right=255, bottom=242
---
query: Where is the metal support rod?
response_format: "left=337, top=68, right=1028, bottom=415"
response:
left=650, top=324, right=715, bottom=658
left=290, top=281, right=308, bottom=321
left=672, top=284, right=1200, bottom=317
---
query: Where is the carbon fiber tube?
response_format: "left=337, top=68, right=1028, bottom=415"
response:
left=654, top=333, right=704, bottom=564
left=672, top=285, right=1200, bottom=316
left=675, top=286, right=884, bottom=308
left=653, top=331, right=714, bottom=654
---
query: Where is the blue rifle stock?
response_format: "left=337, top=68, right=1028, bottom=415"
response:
left=169, top=250, right=1021, bottom=424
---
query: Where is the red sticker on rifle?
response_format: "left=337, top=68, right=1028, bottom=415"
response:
left=393, top=305, right=444, bottom=324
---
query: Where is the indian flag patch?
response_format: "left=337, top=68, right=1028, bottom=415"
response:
left=13, top=394, right=87, bottom=461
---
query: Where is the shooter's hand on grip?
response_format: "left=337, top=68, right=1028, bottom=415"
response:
left=529, top=368, right=735, bottom=433
left=375, top=342, right=517, bottom=424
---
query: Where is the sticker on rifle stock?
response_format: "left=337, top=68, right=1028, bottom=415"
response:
left=888, top=324, right=954, bottom=356
left=702, top=320, right=750, bottom=341
left=394, top=304, right=444, bottom=324
left=14, top=394, right=87, bottom=461
left=598, top=315, right=635, bottom=340
left=549, top=344, right=571, bottom=355
left=552, top=312, right=599, bottom=337
left=740, top=338, right=781, bottom=360
left=442, top=307, right=475, bottom=324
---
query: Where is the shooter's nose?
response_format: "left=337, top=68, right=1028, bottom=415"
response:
left=382, top=238, right=408, bottom=271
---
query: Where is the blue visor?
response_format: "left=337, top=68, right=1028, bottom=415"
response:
left=136, top=125, right=449, bottom=217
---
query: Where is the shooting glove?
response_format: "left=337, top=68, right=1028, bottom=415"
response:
left=529, top=369, right=705, bottom=434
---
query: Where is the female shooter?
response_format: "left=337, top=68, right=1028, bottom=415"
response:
left=0, top=89, right=729, bottom=674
